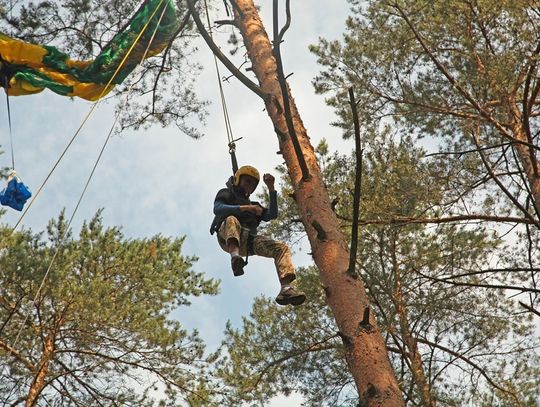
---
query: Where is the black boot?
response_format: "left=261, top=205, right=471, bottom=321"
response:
left=275, top=286, right=306, bottom=306
left=231, top=256, right=245, bottom=277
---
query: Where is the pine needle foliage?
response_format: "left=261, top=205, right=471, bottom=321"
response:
left=0, top=210, right=219, bottom=406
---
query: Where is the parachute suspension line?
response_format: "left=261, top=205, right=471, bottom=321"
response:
left=203, top=0, right=240, bottom=175
left=2, top=1, right=170, bottom=375
left=11, top=0, right=168, bottom=233
left=4, top=83, right=15, bottom=170
left=1, top=54, right=15, bottom=169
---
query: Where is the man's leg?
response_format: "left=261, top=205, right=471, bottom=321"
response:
left=218, top=216, right=247, bottom=276
left=252, top=236, right=305, bottom=306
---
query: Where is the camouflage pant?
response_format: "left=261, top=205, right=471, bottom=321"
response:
left=217, top=216, right=296, bottom=283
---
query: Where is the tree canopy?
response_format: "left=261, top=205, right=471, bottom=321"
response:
left=311, top=0, right=540, bottom=317
left=0, top=211, right=219, bottom=406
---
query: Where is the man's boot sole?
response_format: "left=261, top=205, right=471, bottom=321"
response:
left=276, top=293, right=306, bottom=306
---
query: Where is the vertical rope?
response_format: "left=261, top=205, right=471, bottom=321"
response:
left=203, top=0, right=239, bottom=174
left=5, top=89, right=15, bottom=170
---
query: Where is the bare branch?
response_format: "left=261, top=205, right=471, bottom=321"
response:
left=413, top=268, right=540, bottom=294
left=417, top=337, right=520, bottom=403
left=519, top=301, right=540, bottom=317
left=186, top=0, right=266, bottom=99
left=0, top=338, right=35, bottom=371
left=348, top=88, right=363, bottom=277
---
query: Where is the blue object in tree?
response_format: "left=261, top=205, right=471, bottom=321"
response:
left=0, top=172, right=31, bottom=211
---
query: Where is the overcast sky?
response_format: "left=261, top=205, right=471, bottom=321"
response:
left=1, top=1, right=352, bottom=405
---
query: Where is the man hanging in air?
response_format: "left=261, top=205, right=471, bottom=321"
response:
left=210, top=165, right=305, bottom=306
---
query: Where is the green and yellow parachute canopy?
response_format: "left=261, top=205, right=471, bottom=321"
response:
left=0, top=0, right=178, bottom=101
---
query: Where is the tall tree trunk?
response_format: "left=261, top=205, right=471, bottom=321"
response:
left=26, top=333, right=55, bottom=407
left=231, top=1, right=403, bottom=405
left=509, top=103, right=540, bottom=212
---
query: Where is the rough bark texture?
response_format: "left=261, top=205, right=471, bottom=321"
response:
left=233, top=1, right=404, bottom=405
left=26, top=333, right=55, bottom=407
left=509, top=102, right=540, bottom=211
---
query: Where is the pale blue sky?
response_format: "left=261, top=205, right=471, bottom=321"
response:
left=1, top=1, right=352, bottom=405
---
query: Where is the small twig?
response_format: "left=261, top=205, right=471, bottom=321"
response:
left=413, top=268, right=540, bottom=294
left=215, top=19, right=236, bottom=26
left=276, top=0, right=291, bottom=42
left=311, top=220, right=327, bottom=241
left=519, top=301, right=540, bottom=317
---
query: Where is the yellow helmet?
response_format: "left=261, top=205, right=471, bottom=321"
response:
left=234, top=165, right=260, bottom=186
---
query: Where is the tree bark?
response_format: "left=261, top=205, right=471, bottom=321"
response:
left=231, top=1, right=404, bottom=405
left=509, top=102, right=540, bottom=213
left=26, top=333, right=55, bottom=407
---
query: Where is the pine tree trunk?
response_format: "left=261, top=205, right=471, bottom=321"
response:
left=509, top=103, right=540, bottom=210
left=26, top=334, right=55, bottom=407
left=232, top=1, right=404, bottom=405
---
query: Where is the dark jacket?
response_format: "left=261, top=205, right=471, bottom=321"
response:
left=210, top=182, right=278, bottom=235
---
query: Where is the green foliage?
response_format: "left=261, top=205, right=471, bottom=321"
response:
left=0, top=210, right=219, bottom=406
left=311, top=0, right=540, bottom=132
left=310, top=0, right=540, bottom=226
left=218, top=137, right=540, bottom=406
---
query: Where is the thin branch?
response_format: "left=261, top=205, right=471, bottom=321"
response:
left=272, top=0, right=310, bottom=181
left=151, top=9, right=193, bottom=112
left=508, top=142, right=540, bottom=222
left=519, top=301, right=540, bottom=317
left=417, top=337, right=520, bottom=403
left=226, top=0, right=243, bottom=18
left=276, top=0, right=291, bottom=42
left=348, top=88, right=362, bottom=277
left=413, top=268, right=540, bottom=294
left=425, top=141, right=540, bottom=158
left=471, top=128, right=540, bottom=227
left=440, top=267, right=540, bottom=281
left=0, top=338, right=35, bottom=371
left=251, top=335, right=339, bottom=390
left=339, top=214, right=536, bottom=226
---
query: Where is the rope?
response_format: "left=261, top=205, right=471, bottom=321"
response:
left=5, top=87, right=15, bottom=170
left=203, top=0, right=239, bottom=174
left=2, top=0, right=170, bottom=379
left=5, top=0, right=15, bottom=170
